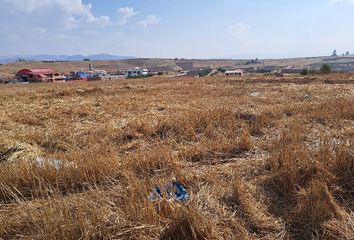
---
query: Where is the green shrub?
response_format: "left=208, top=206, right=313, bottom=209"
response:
left=301, top=68, right=309, bottom=76
left=320, top=64, right=332, bottom=74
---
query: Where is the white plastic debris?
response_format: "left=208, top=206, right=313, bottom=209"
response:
left=35, top=157, right=76, bottom=170
left=250, top=92, right=260, bottom=97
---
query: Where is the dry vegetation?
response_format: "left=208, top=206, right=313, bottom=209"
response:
left=0, top=74, right=353, bottom=239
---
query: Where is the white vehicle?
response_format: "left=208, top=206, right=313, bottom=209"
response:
left=126, top=67, right=149, bottom=77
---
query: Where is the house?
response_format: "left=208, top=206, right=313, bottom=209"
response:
left=16, top=69, right=64, bottom=83
left=126, top=67, right=149, bottom=77
left=92, top=70, right=107, bottom=77
left=67, top=71, right=91, bottom=81
left=225, top=69, right=244, bottom=77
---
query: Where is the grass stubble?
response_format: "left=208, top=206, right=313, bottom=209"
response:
left=0, top=74, right=353, bottom=239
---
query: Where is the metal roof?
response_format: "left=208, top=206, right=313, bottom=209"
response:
left=17, top=68, right=56, bottom=75
left=225, top=69, right=244, bottom=74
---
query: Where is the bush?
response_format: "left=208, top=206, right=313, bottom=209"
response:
left=301, top=68, right=309, bottom=76
left=320, top=64, right=332, bottom=74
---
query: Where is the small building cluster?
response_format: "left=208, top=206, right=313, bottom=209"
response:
left=175, top=68, right=245, bottom=77
left=16, top=69, right=65, bottom=83
left=14, top=65, right=133, bottom=84
left=11, top=63, right=251, bottom=84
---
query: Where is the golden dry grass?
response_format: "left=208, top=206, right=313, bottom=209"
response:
left=0, top=74, right=353, bottom=239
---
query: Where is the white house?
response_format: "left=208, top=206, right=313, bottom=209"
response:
left=126, top=67, right=149, bottom=77
left=225, top=69, right=244, bottom=77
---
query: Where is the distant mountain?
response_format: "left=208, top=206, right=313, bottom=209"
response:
left=87, top=54, right=134, bottom=61
left=0, top=54, right=135, bottom=64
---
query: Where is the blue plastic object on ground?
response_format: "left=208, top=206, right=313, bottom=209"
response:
left=149, top=179, right=189, bottom=202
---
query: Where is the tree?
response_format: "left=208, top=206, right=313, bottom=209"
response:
left=332, top=50, right=337, bottom=57
left=320, top=64, right=332, bottom=74
left=83, top=58, right=91, bottom=61
left=301, top=68, right=309, bottom=76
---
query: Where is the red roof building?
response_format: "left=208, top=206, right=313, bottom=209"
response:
left=16, top=68, right=64, bottom=83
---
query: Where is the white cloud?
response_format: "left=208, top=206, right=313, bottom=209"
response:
left=227, top=22, right=250, bottom=39
left=118, top=7, right=138, bottom=25
left=0, top=0, right=50, bottom=13
left=0, top=0, right=110, bottom=29
left=330, top=0, right=354, bottom=4
left=136, top=15, right=160, bottom=28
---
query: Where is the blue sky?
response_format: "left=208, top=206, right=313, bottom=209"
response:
left=0, top=0, right=353, bottom=58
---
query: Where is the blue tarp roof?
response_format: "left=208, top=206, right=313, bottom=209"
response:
left=75, top=72, right=90, bottom=78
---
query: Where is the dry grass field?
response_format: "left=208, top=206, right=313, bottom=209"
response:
left=0, top=74, right=353, bottom=239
